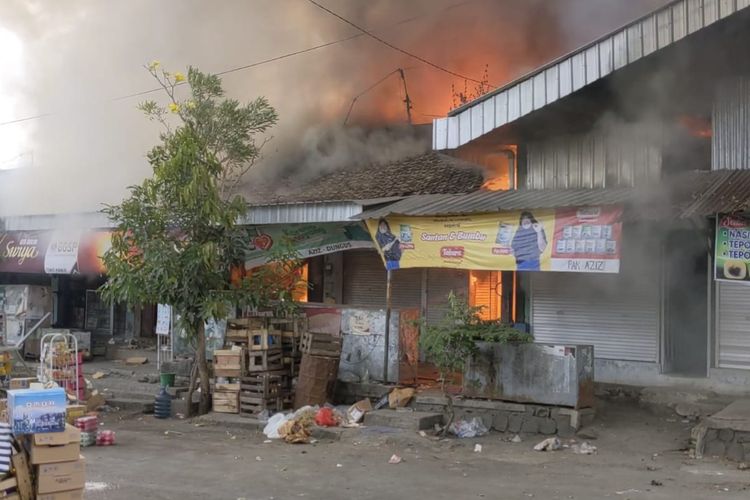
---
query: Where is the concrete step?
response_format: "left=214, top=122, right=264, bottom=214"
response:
left=105, top=397, right=155, bottom=413
left=363, top=409, right=443, bottom=431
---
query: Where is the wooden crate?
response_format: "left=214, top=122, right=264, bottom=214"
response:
left=294, top=354, right=339, bottom=408
left=213, top=349, right=246, bottom=378
left=213, top=390, right=239, bottom=414
left=249, top=328, right=283, bottom=351
left=247, top=349, right=283, bottom=372
left=300, top=331, right=342, bottom=357
left=226, top=317, right=268, bottom=343
left=239, top=374, right=282, bottom=416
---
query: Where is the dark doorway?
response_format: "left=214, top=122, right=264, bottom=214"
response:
left=664, top=229, right=708, bottom=376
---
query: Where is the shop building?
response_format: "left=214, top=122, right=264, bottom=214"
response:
left=422, top=0, right=750, bottom=392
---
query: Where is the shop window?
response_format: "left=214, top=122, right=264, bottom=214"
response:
left=469, top=270, right=501, bottom=321
left=292, top=263, right=309, bottom=303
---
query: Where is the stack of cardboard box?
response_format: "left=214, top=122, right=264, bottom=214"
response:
left=29, top=425, right=85, bottom=499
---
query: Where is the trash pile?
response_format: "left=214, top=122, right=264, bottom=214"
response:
left=533, top=436, right=597, bottom=455
left=0, top=377, right=116, bottom=499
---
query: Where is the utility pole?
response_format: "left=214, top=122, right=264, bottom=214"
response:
left=398, top=68, right=413, bottom=124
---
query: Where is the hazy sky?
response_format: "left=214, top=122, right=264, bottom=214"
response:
left=0, top=0, right=668, bottom=216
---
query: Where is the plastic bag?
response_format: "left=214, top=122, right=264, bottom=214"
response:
left=448, top=417, right=488, bottom=438
left=315, top=407, right=339, bottom=427
left=263, top=412, right=290, bottom=439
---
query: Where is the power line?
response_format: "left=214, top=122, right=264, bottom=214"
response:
left=306, top=0, right=488, bottom=86
left=343, top=69, right=401, bottom=125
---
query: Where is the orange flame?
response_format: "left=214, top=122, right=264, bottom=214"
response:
left=678, top=115, right=712, bottom=138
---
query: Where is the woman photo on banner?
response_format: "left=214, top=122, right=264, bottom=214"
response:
left=511, top=211, right=547, bottom=271
left=375, top=218, right=402, bottom=270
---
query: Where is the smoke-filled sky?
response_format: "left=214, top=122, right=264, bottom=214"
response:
left=0, top=0, right=668, bottom=216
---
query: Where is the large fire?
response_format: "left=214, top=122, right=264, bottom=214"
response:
left=454, top=144, right=517, bottom=191
left=678, top=115, right=712, bottom=138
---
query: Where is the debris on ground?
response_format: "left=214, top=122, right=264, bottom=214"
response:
left=448, top=417, right=488, bottom=438
left=534, top=437, right=562, bottom=452
left=92, top=371, right=108, bottom=380
left=346, top=399, right=372, bottom=424
left=388, top=454, right=402, bottom=464
left=738, top=462, right=749, bottom=471
left=278, top=418, right=312, bottom=444
left=388, top=387, right=416, bottom=408
left=419, top=431, right=428, bottom=438
left=650, top=480, right=663, bottom=486
left=474, top=444, right=482, bottom=453
left=125, top=356, right=148, bottom=365
left=571, top=442, right=597, bottom=455
left=314, top=407, right=339, bottom=427
left=164, top=430, right=184, bottom=436
left=336, top=464, right=343, bottom=468
left=511, top=435, right=523, bottom=443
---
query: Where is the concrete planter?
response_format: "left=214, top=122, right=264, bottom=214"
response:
left=463, top=342, right=595, bottom=409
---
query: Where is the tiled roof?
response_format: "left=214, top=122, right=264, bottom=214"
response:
left=245, top=152, right=485, bottom=205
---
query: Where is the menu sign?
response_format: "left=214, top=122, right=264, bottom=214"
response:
left=715, top=214, right=750, bottom=283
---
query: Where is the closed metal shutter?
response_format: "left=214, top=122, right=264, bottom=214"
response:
left=530, top=272, right=659, bottom=362
left=426, top=269, right=468, bottom=326
left=717, top=281, right=750, bottom=369
left=342, top=250, right=421, bottom=309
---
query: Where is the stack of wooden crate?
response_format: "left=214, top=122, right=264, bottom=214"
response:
left=294, top=331, right=342, bottom=408
left=211, top=349, right=244, bottom=413
left=213, top=315, right=310, bottom=415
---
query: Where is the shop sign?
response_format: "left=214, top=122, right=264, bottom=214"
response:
left=365, top=206, right=623, bottom=273
left=244, top=222, right=373, bottom=269
left=715, top=214, right=750, bottom=283
left=0, top=231, right=50, bottom=273
left=44, top=231, right=82, bottom=274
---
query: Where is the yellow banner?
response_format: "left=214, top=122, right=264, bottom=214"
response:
left=366, top=207, right=622, bottom=273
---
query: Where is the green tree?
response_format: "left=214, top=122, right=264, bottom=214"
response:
left=101, top=63, right=278, bottom=414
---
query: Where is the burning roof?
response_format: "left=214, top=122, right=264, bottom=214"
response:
left=245, top=151, right=484, bottom=205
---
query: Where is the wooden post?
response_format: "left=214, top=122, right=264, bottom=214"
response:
left=383, top=269, right=392, bottom=383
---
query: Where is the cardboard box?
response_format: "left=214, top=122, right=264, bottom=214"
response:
left=36, top=456, right=86, bottom=494
left=7, top=387, right=67, bottom=434
left=29, top=425, right=81, bottom=464
left=37, top=489, right=84, bottom=500
left=9, top=377, right=37, bottom=390
left=65, top=405, right=86, bottom=425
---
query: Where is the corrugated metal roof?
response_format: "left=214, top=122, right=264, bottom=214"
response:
left=680, top=169, right=750, bottom=216
left=0, top=212, right=114, bottom=231
left=358, top=188, right=638, bottom=219
left=433, top=0, right=750, bottom=150
left=358, top=170, right=750, bottom=219
left=242, top=201, right=365, bottom=224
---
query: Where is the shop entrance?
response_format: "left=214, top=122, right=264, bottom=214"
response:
left=663, top=229, right=709, bottom=376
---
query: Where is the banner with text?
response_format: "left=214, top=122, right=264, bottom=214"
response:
left=244, top=222, right=373, bottom=269
left=365, top=206, right=622, bottom=273
left=715, top=214, right=750, bottom=283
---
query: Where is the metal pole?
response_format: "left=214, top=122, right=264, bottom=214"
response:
left=383, top=269, right=392, bottom=383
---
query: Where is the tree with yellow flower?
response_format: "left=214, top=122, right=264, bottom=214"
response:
left=101, top=64, right=281, bottom=415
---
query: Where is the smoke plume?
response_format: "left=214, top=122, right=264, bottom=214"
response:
left=0, top=0, right=668, bottom=216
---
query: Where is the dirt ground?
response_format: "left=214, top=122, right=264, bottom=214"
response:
left=78, top=400, right=750, bottom=500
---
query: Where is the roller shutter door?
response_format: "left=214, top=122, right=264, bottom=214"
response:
left=717, top=281, right=750, bottom=369
left=342, top=250, right=421, bottom=309
left=426, top=269, right=468, bottom=326
left=530, top=272, right=659, bottom=362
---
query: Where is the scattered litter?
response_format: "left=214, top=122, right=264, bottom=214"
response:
left=310, top=439, right=319, bottom=444
left=511, top=435, right=523, bottom=443
left=388, top=454, right=403, bottom=464
left=315, top=407, right=339, bottom=427
left=263, top=413, right=290, bottom=439
left=534, top=437, right=562, bottom=452
left=91, top=371, right=107, bottom=380
left=194, top=423, right=206, bottom=428
left=336, top=463, right=343, bottom=468
left=256, top=456, right=263, bottom=462
left=646, top=465, right=659, bottom=472
left=650, top=480, right=663, bottom=486
left=164, top=430, right=184, bottom=436
left=263, top=440, right=272, bottom=444
left=279, top=418, right=312, bottom=444
left=388, top=387, right=416, bottom=408
left=448, top=417, right=488, bottom=438
left=738, top=462, right=749, bottom=471
left=616, top=490, right=641, bottom=495
left=347, top=399, right=372, bottom=424
left=125, top=356, right=148, bottom=365
left=474, top=444, right=482, bottom=453
left=419, top=431, right=427, bottom=438
left=85, top=482, right=110, bottom=492
left=257, top=409, right=271, bottom=423
left=571, top=442, right=597, bottom=455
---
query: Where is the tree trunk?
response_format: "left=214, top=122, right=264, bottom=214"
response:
left=185, top=360, right=198, bottom=417
left=196, top=321, right=211, bottom=415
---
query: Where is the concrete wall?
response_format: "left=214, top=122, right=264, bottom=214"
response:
left=595, top=358, right=750, bottom=396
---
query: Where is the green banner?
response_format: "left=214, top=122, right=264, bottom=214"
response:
left=715, top=214, right=750, bottom=283
left=244, top=222, right=372, bottom=269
